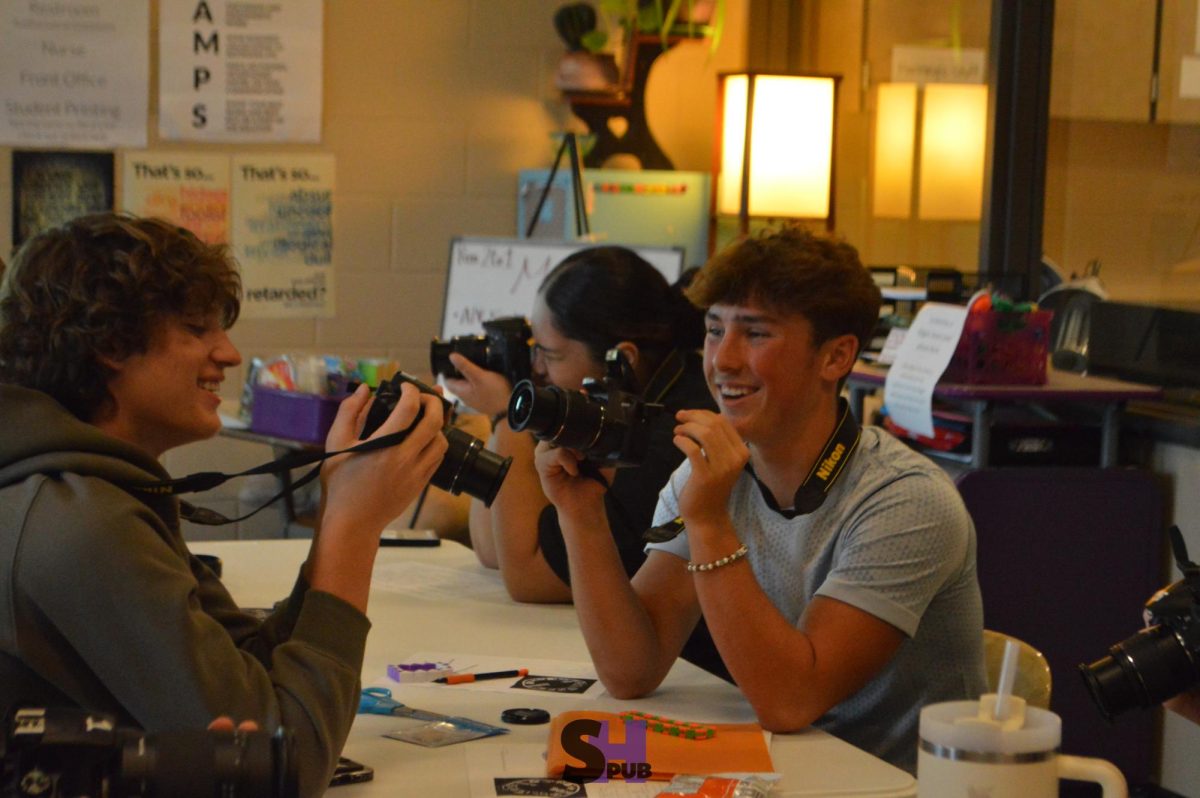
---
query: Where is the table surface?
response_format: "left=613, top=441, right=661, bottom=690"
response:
left=849, top=361, right=1163, bottom=402
left=200, top=539, right=917, bottom=797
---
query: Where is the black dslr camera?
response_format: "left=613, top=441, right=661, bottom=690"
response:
left=360, top=372, right=511, bottom=506
left=1079, top=525, right=1200, bottom=720
left=1, top=707, right=296, bottom=798
left=430, top=316, right=533, bottom=387
left=506, top=349, right=664, bottom=468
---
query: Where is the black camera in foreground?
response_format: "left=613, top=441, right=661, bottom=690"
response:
left=1079, top=525, right=1200, bottom=720
left=1, top=707, right=296, bottom=798
left=507, top=349, right=664, bottom=468
left=431, top=316, right=532, bottom=387
left=360, top=372, right=511, bottom=506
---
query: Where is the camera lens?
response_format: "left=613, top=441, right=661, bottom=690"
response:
left=430, top=336, right=488, bottom=380
left=508, top=380, right=609, bottom=452
left=432, top=427, right=512, bottom=507
left=1079, top=624, right=1200, bottom=720
left=120, top=727, right=297, bottom=798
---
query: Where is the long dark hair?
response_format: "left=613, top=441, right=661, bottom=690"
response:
left=538, top=246, right=704, bottom=364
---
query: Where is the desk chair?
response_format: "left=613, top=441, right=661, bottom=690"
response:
left=983, top=629, right=1052, bottom=709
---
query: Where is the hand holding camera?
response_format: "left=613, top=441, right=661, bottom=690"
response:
left=431, top=317, right=534, bottom=417
left=319, top=382, right=448, bottom=537
left=441, top=354, right=515, bottom=418
left=359, top=373, right=512, bottom=507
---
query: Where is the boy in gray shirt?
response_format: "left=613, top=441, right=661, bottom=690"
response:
left=533, top=227, right=985, bottom=772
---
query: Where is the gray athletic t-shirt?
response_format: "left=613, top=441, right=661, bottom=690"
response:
left=646, top=426, right=986, bottom=772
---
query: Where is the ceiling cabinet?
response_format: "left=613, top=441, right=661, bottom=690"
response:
left=1049, top=0, right=1156, bottom=121
left=1158, top=0, right=1200, bottom=122
left=1050, top=0, right=1200, bottom=124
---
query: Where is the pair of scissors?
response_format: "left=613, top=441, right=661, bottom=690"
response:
left=358, top=687, right=451, bottom=722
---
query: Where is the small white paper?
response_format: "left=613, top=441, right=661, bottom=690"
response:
left=883, top=303, right=969, bottom=438
left=1180, top=55, right=1200, bottom=99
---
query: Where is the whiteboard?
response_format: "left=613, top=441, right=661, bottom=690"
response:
left=440, top=237, right=685, bottom=339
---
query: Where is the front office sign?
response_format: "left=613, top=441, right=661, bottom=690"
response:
left=0, top=0, right=149, bottom=148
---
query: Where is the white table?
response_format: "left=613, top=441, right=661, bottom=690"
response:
left=200, top=539, right=917, bottom=797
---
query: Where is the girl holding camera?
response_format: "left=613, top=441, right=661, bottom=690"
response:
left=445, top=246, right=724, bottom=675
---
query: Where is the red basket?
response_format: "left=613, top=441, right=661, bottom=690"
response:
left=942, top=309, right=1053, bottom=385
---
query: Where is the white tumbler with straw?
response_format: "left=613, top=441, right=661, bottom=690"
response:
left=917, top=640, right=1128, bottom=797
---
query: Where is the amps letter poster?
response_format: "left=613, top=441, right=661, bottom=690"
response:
left=122, top=152, right=230, bottom=244
left=232, top=154, right=334, bottom=319
left=0, top=0, right=149, bottom=147
left=158, top=0, right=322, bottom=142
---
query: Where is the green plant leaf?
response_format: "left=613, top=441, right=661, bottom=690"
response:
left=660, top=0, right=682, bottom=48
left=580, top=29, right=609, bottom=53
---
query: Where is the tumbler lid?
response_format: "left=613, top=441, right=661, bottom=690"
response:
left=920, top=698, right=1061, bottom=756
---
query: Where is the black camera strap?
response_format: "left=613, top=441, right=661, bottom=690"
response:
left=751, top=397, right=861, bottom=518
left=120, top=431, right=411, bottom=526
left=643, top=398, right=861, bottom=543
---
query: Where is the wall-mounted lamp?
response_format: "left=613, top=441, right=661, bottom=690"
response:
left=872, top=82, right=987, bottom=221
left=715, top=72, right=839, bottom=236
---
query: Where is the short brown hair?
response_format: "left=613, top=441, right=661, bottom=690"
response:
left=0, top=213, right=241, bottom=420
left=686, top=226, right=881, bottom=355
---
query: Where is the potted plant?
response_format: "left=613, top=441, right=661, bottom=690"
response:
left=554, top=2, right=620, bottom=92
left=601, top=0, right=725, bottom=50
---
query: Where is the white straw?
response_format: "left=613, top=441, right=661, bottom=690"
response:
left=993, top=639, right=1020, bottom=721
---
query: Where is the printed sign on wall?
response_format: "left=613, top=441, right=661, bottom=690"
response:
left=121, top=151, right=231, bottom=244
left=159, top=0, right=323, bottom=142
left=0, top=0, right=149, bottom=147
left=232, top=153, right=334, bottom=318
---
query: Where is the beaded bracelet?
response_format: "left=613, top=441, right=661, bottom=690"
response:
left=686, top=543, right=749, bottom=573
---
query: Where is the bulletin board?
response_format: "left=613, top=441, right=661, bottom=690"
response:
left=440, top=237, right=684, bottom=339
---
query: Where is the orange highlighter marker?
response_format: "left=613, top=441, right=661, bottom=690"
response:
left=436, top=668, right=528, bottom=685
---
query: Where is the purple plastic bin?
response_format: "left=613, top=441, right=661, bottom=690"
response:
left=250, top=387, right=342, bottom=444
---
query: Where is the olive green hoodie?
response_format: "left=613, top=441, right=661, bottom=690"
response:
left=0, top=384, right=369, bottom=797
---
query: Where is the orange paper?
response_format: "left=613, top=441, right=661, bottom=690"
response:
left=545, top=710, right=774, bottom=782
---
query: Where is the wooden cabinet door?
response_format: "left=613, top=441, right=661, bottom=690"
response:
left=1157, top=0, right=1200, bottom=122
left=1050, top=0, right=1156, bottom=121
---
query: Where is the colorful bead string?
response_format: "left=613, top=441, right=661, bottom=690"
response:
left=619, top=710, right=716, bottom=740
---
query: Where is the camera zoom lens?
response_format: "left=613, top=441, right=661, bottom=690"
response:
left=121, top=727, right=297, bottom=798
left=432, top=427, right=512, bottom=507
left=507, top=380, right=606, bottom=452
left=1079, top=624, right=1200, bottom=720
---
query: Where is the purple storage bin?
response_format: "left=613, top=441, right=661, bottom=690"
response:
left=250, top=386, right=342, bottom=444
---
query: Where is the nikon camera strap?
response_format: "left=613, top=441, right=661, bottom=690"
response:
left=643, top=397, right=861, bottom=543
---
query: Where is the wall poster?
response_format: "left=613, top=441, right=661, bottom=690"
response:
left=0, top=0, right=150, bottom=148
left=158, top=0, right=323, bottom=143
left=121, top=151, right=231, bottom=244
left=231, top=153, right=334, bottom=319
left=12, top=150, right=114, bottom=248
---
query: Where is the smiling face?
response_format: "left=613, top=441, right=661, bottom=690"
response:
left=94, top=314, right=241, bottom=457
left=703, top=300, right=848, bottom=447
left=530, top=294, right=606, bottom=390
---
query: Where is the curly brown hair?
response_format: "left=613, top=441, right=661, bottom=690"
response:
left=0, top=212, right=241, bottom=420
left=685, top=226, right=881, bottom=356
